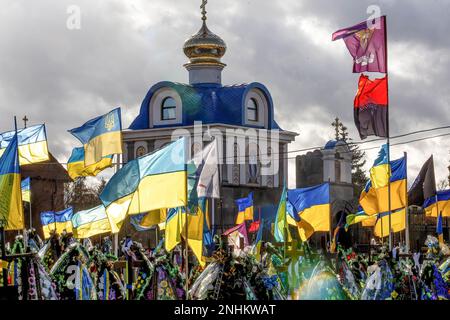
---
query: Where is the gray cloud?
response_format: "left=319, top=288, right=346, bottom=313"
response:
left=0, top=0, right=449, bottom=188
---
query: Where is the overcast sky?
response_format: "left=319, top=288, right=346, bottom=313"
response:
left=1, top=0, right=449, bottom=189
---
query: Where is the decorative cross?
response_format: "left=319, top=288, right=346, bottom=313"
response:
left=331, top=117, right=342, bottom=140
left=200, top=0, right=207, bottom=21
left=22, top=115, right=29, bottom=128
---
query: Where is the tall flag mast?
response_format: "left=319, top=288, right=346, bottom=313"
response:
left=332, top=16, right=395, bottom=249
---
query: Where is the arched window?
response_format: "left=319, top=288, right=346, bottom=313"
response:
left=247, top=98, right=258, bottom=121
left=161, top=97, right=177, bottom=120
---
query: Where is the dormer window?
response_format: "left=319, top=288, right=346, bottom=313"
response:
left=161, top=97, right=177, bottom=120
left=247, top=98, right=258, bottom=121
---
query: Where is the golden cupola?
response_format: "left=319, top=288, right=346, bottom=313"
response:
left=183, top=1, right=227, bottom=85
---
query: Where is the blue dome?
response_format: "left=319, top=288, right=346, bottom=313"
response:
left=128, top=81, right=281, bottom=130
left=324, top=140, right=338, bottom=150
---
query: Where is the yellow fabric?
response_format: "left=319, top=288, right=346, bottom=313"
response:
left=164, top=206, right=207, bottom=267
left=22, top=189, right=30, bottom=203
left=370, top=163, right=390, bottom=189
left=362, top=216, right=377, bottom=227
left=73, top=218, right=111, bottom=239
left=425, top=200, right=450, bottom=217
left=139, top=209, right=167, bottom=228
left=438, top=234, right=444, bottom=245
left=0, top=260, right=8, bottom=269
left=84, top=131, right=122, bottom=166
left=128, top=171, right=187, bottom=215
left=300, top=203, right=331, bottom=232
left=0, top=141, right=49, bottom=166
left=296, top=219, right=315, bottom=242
left=68, top=157, right=113, bottom=180
left=165, top=209, right=184, bottom=252
left=374, top=208, right=406, bottom=238
left=105, top=194, right=133, bottom=234
left=0, top=173, right=24, bottom=230
left=42, top=221, right=73, bottom=239
left=360, top=179, right=407, bottom=215
left=235, top=206, right=253, bottom=225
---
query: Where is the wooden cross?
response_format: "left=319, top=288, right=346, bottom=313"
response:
left=22, top=115, right=29, bottom=128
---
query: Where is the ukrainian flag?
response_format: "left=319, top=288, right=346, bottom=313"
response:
left=288, top=183, right=331, bottom=241
left=69, top=108, right=122, bottom=166
left=235, top=192, right=254, bottom=225
left=360, top=155, right=407, bottom=215
left=164, top=207, right=184, bottom=252
left=164, top=200, right=209, bottom=266
left=0, top=124, right=49, bottom=166
left=0, top=134, right=24, bottom=230
left=373, top=208, right=406, bottom=238
left=21, top=177, right=31, bottom=203
left=72, top=205, right=112, bottom=239
left=423, top=189, right=450, bottom=217
left=345, top=208, right=373, bottom=229
left=67, top=147, right=113, bottom=180
left=100, top=138, right=187, bottom=233
left=130, top=209, right=167, bottom=231
left=40, top=207, right=74, bottom=239
left=274, top=186, right=292, bottom=242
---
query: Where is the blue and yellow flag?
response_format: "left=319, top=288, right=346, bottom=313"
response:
left=0, top=124, right=49, bottom=166
left=235, top=192, right=254, bottom=225
left=288, top=183, right=331, bottom=241
left=40, top=207, right=74, bottom=239
left=67, top=147, right=113, bottom=180
left=69, top=108, right=122, bottom=166
left=374, top=208, right=406, bottom=238
left=423, top=189, right=450, bottom=217
left=164, top=200, right=209, bottom=267
left=100, top=138, right=187, bottom=234
left=130, top=209, right=167, bottom=232
left=345, top=207, right=373, bottom=229
left=0, top=134, right=24, bottom=230
left=164, top=207, right=184, bottom=252
left=21, top=177, right=31, bottom=203
left=274, top=186, right=291, bottom=242
left=360, top=155, right=407, bottom=215
left=437, top=213, right=444, bottom=244
left=72, top=205, right=112, bottom=239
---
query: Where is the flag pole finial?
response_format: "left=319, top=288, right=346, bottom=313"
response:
left=200, top=0, right=208, bottom=22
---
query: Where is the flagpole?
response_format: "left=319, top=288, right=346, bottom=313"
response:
left=184, top=139, right=189, bottom=300
left=383, top=16, right=393, bottom=251
left=404, top=152, right=410, bottom=253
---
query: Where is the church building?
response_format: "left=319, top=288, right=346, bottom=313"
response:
left=122, top=3, right=297, bottom=233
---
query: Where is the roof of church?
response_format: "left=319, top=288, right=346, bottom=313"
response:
left=324, top=139, right=347, bottom=150
left=21, top=152, right=70, bottom=182
left=128, top=81, right=282, bottom=130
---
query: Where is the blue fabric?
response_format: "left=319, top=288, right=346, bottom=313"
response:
left=68, top=147, right=114, bottom=164
left=0, top=135, right=19, bottom=175
left=21, top=177, right=30, bottom=191
left=373, top=144, right=389, bottom=166
left=287, top=183, right=330, bottom=216
left=437, top=213, right=443, bottom=235
left=0, top=124, right=46, bottom=148
left=40, top=207, right=74, bottom=226
left=129, top=82, right=281, bottom=130
left=423, top=189, right=450, bottom=208
left=69, top=108, right=121, bottom=144
left=235, top=192, right=253, bottom=213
